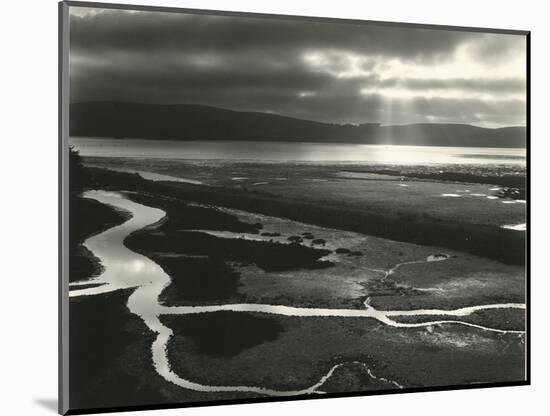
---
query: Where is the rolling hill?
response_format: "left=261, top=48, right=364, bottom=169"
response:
left=69, top=101, right=526, bottom=148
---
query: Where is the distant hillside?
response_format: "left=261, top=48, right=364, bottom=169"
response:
left=70, top=101, right=526, bottom=148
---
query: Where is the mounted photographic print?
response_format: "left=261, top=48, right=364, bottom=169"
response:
left=59, top=1, right=530, bottom=414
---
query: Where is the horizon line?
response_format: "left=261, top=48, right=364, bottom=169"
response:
left=70, top=100, right=526, bottom=130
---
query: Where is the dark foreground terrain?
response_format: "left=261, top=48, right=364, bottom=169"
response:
left=68, top=195, right=129, bottom=282
left=69, top=289, right=256, bottom=411
left=68, top=162, right=526, bottom=411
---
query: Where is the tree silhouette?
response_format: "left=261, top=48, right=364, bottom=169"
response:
left=69, top=146, right=85, bottom=193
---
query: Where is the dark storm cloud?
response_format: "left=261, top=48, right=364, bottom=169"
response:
left=69, top=9, right=475, bottom=60
left=69, top=7, right=526, bottom=126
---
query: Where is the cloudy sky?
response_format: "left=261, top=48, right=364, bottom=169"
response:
left=69, top=6, right=527, bottom=127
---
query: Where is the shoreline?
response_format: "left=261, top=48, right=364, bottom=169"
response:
left=69, top=194, right=131, bottom=283
left=71, top=135, right=528, bottom=150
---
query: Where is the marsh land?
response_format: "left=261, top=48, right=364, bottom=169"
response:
left=68, top=141, right=526, bottom=411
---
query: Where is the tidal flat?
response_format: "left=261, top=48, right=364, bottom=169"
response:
left=84, top=157, right=527, bottom=264
left=68, top=159, right=526, bottom=409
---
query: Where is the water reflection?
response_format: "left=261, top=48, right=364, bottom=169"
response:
left=69, top=190, right=168, bottom=297
left=501, top=223, right=526, bottom=231
left=70, top=137, right=526, bottom=166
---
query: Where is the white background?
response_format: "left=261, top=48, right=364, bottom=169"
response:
left=1, top=0, right=547, bottom=414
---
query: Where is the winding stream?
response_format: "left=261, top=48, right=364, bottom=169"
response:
left=70, top=190, right=526, bottom=396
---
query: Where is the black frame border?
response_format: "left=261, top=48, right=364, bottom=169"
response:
left=58, top=1, right=531, bottom=414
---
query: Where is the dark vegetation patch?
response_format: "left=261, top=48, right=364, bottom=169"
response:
left=335, top=248, right=351, bottom=254
left=70, top=289, right=166, bottom=409
left=287, top=235, right=303, bottom=243
left=156, top=256, right=242, bottom=304
left=261, top=231, right=281, bottom=237
left=126, top=192, right=259, bottom=234
left=312, top=238, right=326, bottom=246
left=126, top=231, right=333, bottom=272
left=69, top=244, right=102, bottom=283
left=69, top=289, right=229, bottom=410
left=161, top=312, right=284, bottom=357
left=69, top=197, right=129, bottom=282
left=69, top=195, right=130, bottom=243
left=362, top=280, right=421, bottom=298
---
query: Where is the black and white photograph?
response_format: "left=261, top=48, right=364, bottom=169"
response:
left=60, top=1, right=528, bottom=413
